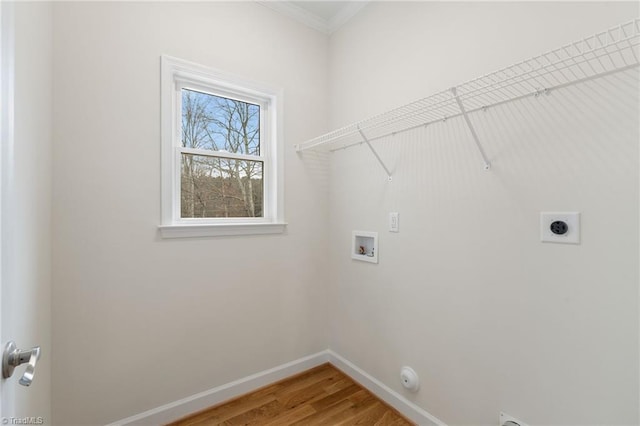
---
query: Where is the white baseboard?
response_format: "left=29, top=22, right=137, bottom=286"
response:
left=106, top=349, right=445, bottom=426
left=105, top=351, right=330, bottom=426
left=327, top=350, right=446, bottom=426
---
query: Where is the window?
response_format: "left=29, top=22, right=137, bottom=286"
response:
left=159, top=56, right=285, bottom=238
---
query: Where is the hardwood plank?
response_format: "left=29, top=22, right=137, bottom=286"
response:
left=310, top=383, right=361, bottom=412
left=319, top=391, right=378, bottom=425
left=275, top=365, right=341, bottom=399
left=177, top=393, right=277, bottom=426
left=260, top=404, right=316, bottom=426
left=347, top=389, right=375, bottom=404
left=167, top=364, right=415, bottom=426
left=348, top=402, right=390, bottom=425
left=173, top=365, right=330, bottom=425
left=288, top=400, right=354, bottom=426
left=276, top=376, right=337, bottom=410
left=322, top=376, right=355, bottom=394
left=389, top=418, right=415, bottom=426
left=220, top=399, right=282, bottom=426
left=374, top=409, right=413, bottom=426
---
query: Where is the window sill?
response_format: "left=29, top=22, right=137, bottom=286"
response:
left=158, top=222, right=287, bottom=239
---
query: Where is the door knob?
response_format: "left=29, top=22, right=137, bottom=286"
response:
left=2, top=341, right=41, bottom=386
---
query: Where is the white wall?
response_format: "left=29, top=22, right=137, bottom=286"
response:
left=327, top=2, right=639, bottom=425
left=51, top=3, right=329, bottom=424
left=1, top=1, right=53, bottom=422
left=48, top=2, right=640, bottom=424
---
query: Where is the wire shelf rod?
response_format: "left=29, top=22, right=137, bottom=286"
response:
left=459, top=40, right=637, bottom=102
left=451, top=87, right=491, bottom=170
left=459, top=34, right=637, bottom=95
left=329, top=64, right=638, bottom=154
left=310, top=59, right=637, bottom=154
left=357, top=127, right=393, bottom=180
left=296, top=19, right=639, bottom=153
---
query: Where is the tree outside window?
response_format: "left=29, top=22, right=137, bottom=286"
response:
left=180, top=89, right=264, bottom=218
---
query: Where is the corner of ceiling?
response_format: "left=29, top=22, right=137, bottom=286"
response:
left=257, top=1, right=369, bottom=35
left=327, top=2, right=368, bottom=34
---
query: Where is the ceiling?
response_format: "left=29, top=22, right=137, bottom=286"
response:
left=260, top=1, right=369, bottom=34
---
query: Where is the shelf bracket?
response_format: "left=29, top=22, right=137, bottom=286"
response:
left=357, top=127, right=393, bottom=181
left=451, top=87, right=491, bottom=171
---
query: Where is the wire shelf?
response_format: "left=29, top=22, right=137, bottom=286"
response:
left=295, top=19, right=640, bottom=154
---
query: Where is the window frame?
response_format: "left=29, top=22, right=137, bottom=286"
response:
left=159, top=56, right=285, bottom=238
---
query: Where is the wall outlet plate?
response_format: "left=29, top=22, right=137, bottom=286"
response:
left=389, top=212, right=399, bottom=232
left=540, top=212, right=580, bottom=244
left=500, top=412, right=528, bottom=426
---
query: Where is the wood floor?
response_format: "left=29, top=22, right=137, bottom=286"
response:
left=168, top=363, right=414, bottom=426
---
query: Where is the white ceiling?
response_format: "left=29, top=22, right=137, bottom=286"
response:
left=290, top=1, right=354, bottom=21
left=260, top=1, right=368, bottom=34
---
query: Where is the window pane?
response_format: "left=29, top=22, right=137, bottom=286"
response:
left=181, top=89, right=260, bottom=156
left=181, top=154, right=263, bottom=218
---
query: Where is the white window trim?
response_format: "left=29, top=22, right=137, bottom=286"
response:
left=159, top=55, right=286, bottom=238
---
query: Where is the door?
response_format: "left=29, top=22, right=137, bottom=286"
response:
left=0, top=1, right=52, bottom=423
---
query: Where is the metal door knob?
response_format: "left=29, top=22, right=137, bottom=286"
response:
left=2, top=341, right=41, bottom=386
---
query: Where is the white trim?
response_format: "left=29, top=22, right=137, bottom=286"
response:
left=327, top=350, right=446, bottom=426
left=256, top=1, right=369, bottom=35
left=327, top=2, right=369, bottom=34
left=105, top=349, right=446, bottom=426
left=162, top=56, right=282, bottom=100
left=160, top=56, right=285, bottom=238
left=179, top=147, right=263, bottom=164
left=0, top=0, right=14, bottom=417
left=158, top=222, right=287, bottom=238
left=105, top=351, right=329, bottom=426
left=257, top=1, right=330, bottom=34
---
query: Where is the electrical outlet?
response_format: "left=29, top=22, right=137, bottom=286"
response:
left=540, top=212, right=580, bottom=244
left=389, top=212, right=399, bottom=232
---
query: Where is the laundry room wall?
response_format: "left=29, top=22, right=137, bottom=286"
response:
left=327, top=2, right=639, bottom=424
left=51, top=2, right=329, bottom=424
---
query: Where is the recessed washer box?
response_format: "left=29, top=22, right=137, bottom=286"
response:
left=540, top=212, right=580, bottom=244
left=352, top=231, right=378, bottom=263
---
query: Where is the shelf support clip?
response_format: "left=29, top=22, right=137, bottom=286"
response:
left=451, top=87, right=491, bottom=171
left=357, top=126, right=393, bottom=181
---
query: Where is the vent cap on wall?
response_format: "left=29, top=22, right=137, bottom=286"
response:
left=400, top=366, right=419, bottom=392
left=500, top=412, right=528, bottom=426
